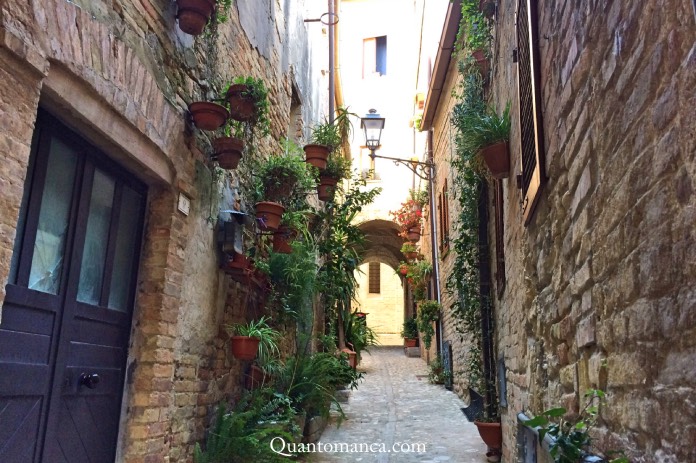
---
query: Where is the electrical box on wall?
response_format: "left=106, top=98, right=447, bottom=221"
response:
left=216, top=210, right=246, bottom=255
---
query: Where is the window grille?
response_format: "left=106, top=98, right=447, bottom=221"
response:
left=368, top=262, right=380, bottom=294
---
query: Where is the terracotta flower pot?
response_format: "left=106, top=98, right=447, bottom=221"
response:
left=223, top=252, right=250, bottom=272
left=478, top=0, right=496, bottom=18
left=303, top=144, right=331, bottom=170
left=318, top=175, right=338, bottom=201
left=472, top=49, right=490, bottom=77
left=404, top=338, right=417, bottom=348
left=474, top=421, right=502, bottom=449
left=255, top=201, right=285, bottom=231
left=407, top=226, right=421, bottom=242
left=341, top=348, right=357, bottom=369
left=272, top=226, right=297, bottom=254
left=404, top=251, right=418, bottom=260
left=245, top=364, right=271, bottom=390
left=479, top=141, right=509, bottom=179
left=176, top=0, right=215, bottom=35
left=213, top=136, right=244, bottom=170
left=226, top=84, right=258, bottom=122
left=188, top=101, right=228, bottom=130
left=230, top=336, right=260, bottom=361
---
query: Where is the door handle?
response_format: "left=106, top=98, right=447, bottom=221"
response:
left=79, top=373, right=101, bottom=389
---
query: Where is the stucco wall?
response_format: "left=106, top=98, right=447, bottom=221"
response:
left=354, top=262, right=405, bottom=346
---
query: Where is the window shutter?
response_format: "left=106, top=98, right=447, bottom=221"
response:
left=494, top=180, right=506, bottom=295
left=516, top=0, right=546, bottom=225
left=363, top=38, right=376, bottom=78
left=368, top=261, right=380, bottom=294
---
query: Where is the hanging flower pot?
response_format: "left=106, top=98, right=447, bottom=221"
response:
left=230, top=336, right=260, bottom=361
left=272, top=226, right=297, bottom=254
left=223, top=252, right=250, bottom=272
left=226, top=84, right=258, bottom=122
left=472, top=49, right=490, bottom=77
left=255, top=201, right=285, bottom=231
left=341, top=348, right=358, bottom=369
left=407, top=226, right=421, bottom=242
left=213, top=136, right=244, bottom=170
left=317, top=175, right=338, bottom=201
left=404, top=251, right=419, bottom=261
left=188, top=102, right=228, bottom=130
left=176, top=0, right=215, bottom=35
left=479, top=141, right=509, bottom=179
left=303, top=144, right=331, bottom=170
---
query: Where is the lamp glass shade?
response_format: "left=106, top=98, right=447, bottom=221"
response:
left=361, top=110, right=385, bottom=150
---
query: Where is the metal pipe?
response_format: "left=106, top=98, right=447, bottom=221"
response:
left=427, top=128, right=443, bottom=355
left=328, top=0, right=335, bottom=123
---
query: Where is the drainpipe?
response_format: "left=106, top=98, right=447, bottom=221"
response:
left=328, top=0, right=335, bottom=123
left=427, top=128, right=443, bottom=355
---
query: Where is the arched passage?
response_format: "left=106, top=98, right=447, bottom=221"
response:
left=353, top=220, right=410, bottom=346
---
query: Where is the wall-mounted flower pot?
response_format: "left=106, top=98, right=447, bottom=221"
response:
left=273, top=226, right=296, bottom=254
left=407, top=226, right=421, bottom=242
left=317, top=175, right=338, bottom=201
left=341, top=348, right=357, bottom=369
left=223, top=252, right=250, bottom=272
left=176, top=0, right=215, bottom=35
left=478, top=0, right=496, bottom=19
left=303, top=144, right=330, bottom=170
left=472, top=49, right=490, bottom=77
left=404, top=251, right=418, bottom=261
left=213, top=136, right=244, bottom=170
left=255, top=201, right=285, bottom=231
left=188, top=101, right=228, bottom=130
left=230, top=336, right=260, bottom=361
left=473, top=421, right=502, bottom=450
left=479, top=141, right=509, bottom=179
left=245, top=364, right=271, bottom=390
left=404, top=338, right=417, bottom=348
left=226, top=84, right=258, bottom=122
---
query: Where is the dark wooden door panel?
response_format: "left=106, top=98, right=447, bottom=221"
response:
left=0, top=396, right=42, bottom=462
left=0, top=112, right=146, bottom=463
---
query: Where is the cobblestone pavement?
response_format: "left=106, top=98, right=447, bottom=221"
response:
left=308, top=346, right=488, bottom=463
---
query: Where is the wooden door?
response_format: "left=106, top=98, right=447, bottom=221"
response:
left=0, top=111, right=146, bottom=462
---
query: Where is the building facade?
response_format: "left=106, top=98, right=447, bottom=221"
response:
left=0, top=0, right=329, bottom=461
left=422, top=0, right=695, bottom=461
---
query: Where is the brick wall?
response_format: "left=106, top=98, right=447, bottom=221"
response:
left=0, top=1, right=325, bottom=462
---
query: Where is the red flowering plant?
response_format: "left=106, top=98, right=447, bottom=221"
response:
left=389, top=199, right=424, bottom=231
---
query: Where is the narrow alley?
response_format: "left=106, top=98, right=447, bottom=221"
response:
left=311, top=347, right=487, bottom=463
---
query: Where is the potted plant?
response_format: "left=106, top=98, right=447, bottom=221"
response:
left=251, top=153, right=310, bottom=231
left=317, top=152, right=351, bottom=201
left=400, top=242, right=419, bottom=261
left=226, top=316, right=280, bottom=361
left=428, top=354, right=451, bottom=384
left=272, top=211, right=307, bottom=254
left=188, top=100, right=228, bottom=131
left=225, top=76, right=271, bottom=137
left=213, top=120, right=245, bottom=170
left=401, top=316, right=418, bottom=348
left=416, top=300, right=440, bottom=349
left=304, top=119, right=340, bottom=170
left=462, top=103, right=511, bottom=179
left=176, top=0, right=216, bottom=36
left=389, top=197, right=424, bottom=241
left=397, top=262, right=410, bottom=276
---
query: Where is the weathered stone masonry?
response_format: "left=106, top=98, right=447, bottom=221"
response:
left=0, top=0, right=325, bottom=461
left=427, top=1, right=695, bottom=462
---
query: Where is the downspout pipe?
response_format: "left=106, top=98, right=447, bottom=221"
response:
left=427, top=128, right=443, bottom=355
left=328, top=0, right=335, bottom=124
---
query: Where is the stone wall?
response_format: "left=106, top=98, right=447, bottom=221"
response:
left=485, top=1, right=696, bottom=462
left=0, top=0, right=327, bottom=462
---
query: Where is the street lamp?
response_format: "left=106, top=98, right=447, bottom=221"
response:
left=360, top=109, right=434, bottom=181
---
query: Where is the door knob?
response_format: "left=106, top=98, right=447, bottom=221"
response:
left=79, top=373, right=101, bottom=389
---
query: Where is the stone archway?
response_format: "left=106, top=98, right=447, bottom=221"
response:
left=353, top=219, right=409, bottom=346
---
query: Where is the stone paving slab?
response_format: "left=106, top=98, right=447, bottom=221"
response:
left=305, top=347, right=488, bottom=463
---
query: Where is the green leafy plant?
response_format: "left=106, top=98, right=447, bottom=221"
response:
left=416, top=300, right=440, bottom=349
left=194, top=389, right=297, bottom=463
left=408, top=188, right=429, bottom=208
left=227, top=76, right=271, bottom=137
left=400, top=242, right=418, bottom=255
left=523, top=390, right=629, bottom=463
left=323, top=152, right=352, bottom=180
left=456, top=0, right=492, bottom=55
left=343, top=311, right=378, bottom=362
left=226, top=316, right=280, bottom=364
left=309, top=119, right=342, bottom=151
left=400, top=316, right=418, bottom=339
left=428, top=353, right=452, bottom=384
left=406, top=259, right=433, bottom=301
left=458, top=103, right=511, bottom=156
left=249, top=151, right=316, bottom=209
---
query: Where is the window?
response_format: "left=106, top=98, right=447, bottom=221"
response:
left=438, top=180, right=450, bottom=252
left=368, top=262, right=381, bottom=294
left=516, top=0, right=546, bottom=224
left=494, top=180, right=506, bottom=295
left=363, top=36, right=387, bottom=77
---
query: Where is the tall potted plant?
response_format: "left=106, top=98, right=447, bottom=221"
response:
left=304, top=120, right=340, bottom=170
left=460, top=103, right=511, bottom=179
left=416, top=300, right=440, bottom=349
left=225, top=76, right=271, bottom=138
left=226, top=316, right=280, bottom=361
left=401, top=316, right=418, bottom=348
